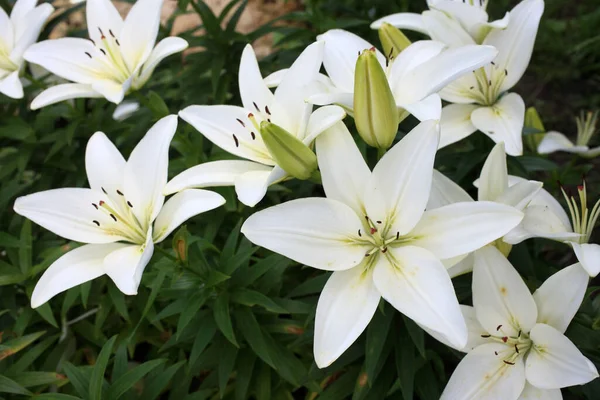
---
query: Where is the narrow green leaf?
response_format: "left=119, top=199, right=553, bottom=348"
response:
left=0, top=374, right=32, bottom=395
left=146, top=91, right=170, bottom=118
left=218, top=341, right=238, bottom=398
left=191, top=0, right=222, bottom=36
left=33, top=394, right=83, bottom=400
left=111, top=343, right=128, bottom=384
left=35, top=303, right=59, bottom=328
left=213, top=292, right=238, bottom=346
left=8, top=335, right=57, bottom=373
left=61, top=362, right=90, bottom=398
left=190, top=317, right=217, bottom=367
left=177, top=291, right=209, bottom=339
left=0, top=232, right=21, bottom=247
left=235, top=308, right=273, bottom=367
left=234, top=350, right=256, bottom=400
left=395, top=337, right=415, bottom=400
left=231, top=288, right=288, bottom=313
left=403, top=315, right=426, bottom=358
left=106, top=359, right=166, bottom=399
left=107, top=283, right=130, bottom=322
left=254, top=363, right=271, bottom=400
left=220, top=219, right=242, bottom=267
left=365, top=308, right=393, bottom=385
left=0, top=331, right=45, bottom=361
left=9, top=371, right=67, bottom=388
left=141, top=361, right=184, bottom=400
left=89, top=335, right=117, bottom=400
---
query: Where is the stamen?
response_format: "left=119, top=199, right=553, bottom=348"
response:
left=116, top=190, right=124, bottom=196
left=92, top=220, right=100, bottom=226
left=494, top=351, right=498, bottom=355
left=265, top=106, right=271, bottom=115
left=127, top=201, right=133, bottom=208
left=250, top=132, right=255, bottom=140
left=98, top=27, right=105, bottom=39
left=514, top=344, right=519, bottom=354
left=253, top=102, right=260, bottom=112
left=115, top=39, right=120, bottom=46
left=92, top=203, right=98, bottom=209
left=502, top=336, right=508, bottom=343
left=109, top=29, right=115, bottom=38
left=504, top=69, right=508, bottom=76
left=376, top=220, right=382, bottom=224
left=481, top=334, right=491, bottom=338
left=110, top=214, right=117, bottom=222
left=490, top=61, right=495, bottom=66
left=381, top=247, right=387, bottom=253
left=503, top=360, right=515, bottom=365
left=100, top=49, right=107, bottom=55
left=90, top=39, right=95, bottom=46
left=358, top=229, right=362, bottom=237
left=85, top=52, right=92, bottom=59
left=396, top=232, right=399, bottom=240
left=233, top=134, right=239, bottom=147
left=236, top=118, right=245, bottom=127
left=517, top=330, right=521, bottom=337
left=99, top=200, right=105, bottom=206
left=496, top=325, right=502, bottom=331
left=370, top=228, right=377, bottom=234
left=101, top=187, right=107, bottom=195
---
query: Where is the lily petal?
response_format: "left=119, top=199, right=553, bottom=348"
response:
left=86, top=0, right=124, bottom=46
left=365, top=120, right=439, bottom=236
left=526, top=323, right=599, bottom=389
left=518, top=383, right=562, bottom=400
left=571, top=243, right=600, bottom=277
left=303, top=105, right=346, bottom=144
left=402, top=93, right=442, bottom=121
left=153, top=189, right=225, bottom=243
left=10, top=3, right=54, bottom=64
left=103, top=235, right=154, bottom=295
left=537, top=131, right=587, bottom=155
left=0, top=70, right=24, bottom=99
left=31, top=243, right=125, bottom=308
left=374, top=245, right=467, bottom=349
left=478, top=141, right=510, bottom=202
left=410, top=201, right=523, bottom=260
left=241, top=198, right=369, bottom=271
left=483, top=0, right=544, bottom=92
left=439, top=103, right=479, bottom=148
left=370, top=13, right=427, bottom=34
left=124, top=115, right=177, bottom=227
left=503, top=204, right=580, bottom=245
left=428, top=170, right=474, bottom=210
left=308, top=92, right=354, bottom=111
left=0, top=8, right=13, bottom=51
left=10, top=0, right=36, bottom=27
left=135, top=37, right=188, bottom=89
left=471, top=92, right=525, bottom=156
left=263, top=68, right=288, bottom=88
left=112, top=101, right=140, bottom=121
left=238, top=44, right=275, bottom=115
left=422, top=10, right=476, bottom=47
left=533, top=263, right=589, bottom=334
left=447, top=253, right=475, bottom=278
left=14, top=188, right=125, bottom=244
left=495, top=181, right=542, bottom=211
left=440, top=343, right=526, bottom=400
left=314, top=265, right=380, bottom=368
left=420, top=305, right=490, bottom=352
left=234, top=166, right=284, bottom=207
left=30, top=83, right=103, bottom=110
left=85, top=132, right=126, bottom=196
left=178, top=105, right=273, bottom=165
left=119, top=0, right=162, bottom=72
left=473, top=246, right=538, bottom=337
left=91, top=79, right=126, bottom=104
left=388, top=40, right=446, bottom=87
left=165, top=160, right=271, bottom=195
left=316, top=121, right=370, bottom=216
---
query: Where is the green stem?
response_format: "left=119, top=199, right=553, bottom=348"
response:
left=377, top=146, right=387, bottom=160
left=154, top=245, right=178, bottom=262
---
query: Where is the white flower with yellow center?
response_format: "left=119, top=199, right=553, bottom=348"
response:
left=23, top=0, right=187, bottom=109
left=13, top=116, right=225, bottom=307
left=538, top=111, right=600, bottom=158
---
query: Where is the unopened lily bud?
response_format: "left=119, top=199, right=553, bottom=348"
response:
left=378, top=23, right=411, bottom=60
left=260, top=121, right=318, bottom=180
left=353, top=48, right=400, bottom=149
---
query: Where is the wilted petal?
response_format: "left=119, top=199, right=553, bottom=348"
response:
left=31, top=243, right=125, bottom=308
left=439, top=103, right=479, bottom=148
left=441, top=343, right=526, bottom=400
left=571, top=243, right=600, bottom=277
left=473, top=246, right=538, bottom=337
left=471, top=93, right=525, bottom=156
left=533, top=263, right=589, bottom=333
left=30, top=83, right=103, bottom=110
left=526, top=323, right=599, bottom=389
left=103, top=234, right=154, bottom=295
left=373, top=246, right=467, bottom=349
left=314, top=265, right=380, bottom=368
left=410, top=201, right=523, bottom=260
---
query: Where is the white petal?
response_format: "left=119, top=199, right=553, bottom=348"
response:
left=447, top=253, right=475, bottom=278
left=518, top=383, right=562, bottom=400
left=402, top=93, right=442, bottom=121
left=164, top=160, right=271, bottom=195
left=314, top=265, right=380, bottom=368
left=431, top=1, right=489, bottom=35
left=428, top=169, right=474, bottom=210
left=422, top=10, right=476, bottom=47
left=30, top=83, right=102, bottom=110
left=302, top=105, right=346, bottom=144
left=420, top=305, right=490, bottom=352
left=86, top=0, right=124, bottom=45
left=365, top=120, right=439, bottom=235
left=178, top=105, right=273, bottom=165
left=478, top=141, right=508, bottom=201
left=533, top=263, right=589, bottom=333
left=91, top=79, right=126, bottom=104
left=503, top=204, right=579, bottom=244
left=410, top=201, right=523, bottom=259
left=24, top=38, right=106, bottom=84
left=31, top=243, right=125, bottom=308
left=0, top=8, right=13, bottom=51
left=153, top=189, right=225, bottom=243
left=374, top=246, right=467, bottom=349
left=85, top=132, right=126, bottom=195
left=13, top=188, right=125, bottom=244
left=393, top=44, right=498, bottom=106
left=124, top=115, right=177, bottom=227
left=319, top=29, right=385, bottom=93
left=263, top=68, right=288, bottom=88
left=10, top=0, right=36, bottom=26
left=103, top=236, right=154, bottom=295
left=537, top=132, right=587, bottom=155
left=234, top=166, right=284, bottom=207
left=471, top=93, right=525, bottom=156
left=9, top=3, right=54, bottom=64
left=0, top=70, right=24, bottom=99
left=439, top=103, right=479, bottom=148
left=526, top=323, right=599, bottom=389
left=112, top=101, right=140, bottom=121
left=483, top=0, right=544, bottom=91
left=134, top=36, right=187, bottom=88
left=370, top=13, right=428, bottom=34
left=316, top=121, right=370, bottom=216
left=473, top=246, right=538, bottom=337
left=495, top=181, right=542, bottom=211
left=571, top=243, right=600, bottom=277
left=241, top=198, right=369, bottom=271
left=441, top=343, right=526, bottom=400
left=238, top=44, right=275, bottom=114
left=308, top=92, right=354, bottom=111
left=439, top=73, right=480, bottom=104
left=119, top=0, right=162, bottom=72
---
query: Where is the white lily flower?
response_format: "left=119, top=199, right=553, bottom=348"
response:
left=311, top=29, right=498, bottom=121
left=13, top=116, right=225, bottom=307
left=241, top=120, right=523, bottom=368
left=0, top=0, right=54, bottom=99
left=538, top=111, right=600, bottom=158
left=23, top=0, right=188, bottom=109
left=441, top=246, right=598, bottom=400
left=170, top=42, right=346, bottom=207
left=112, top=100, right=140, bottom=121
left=371, top=0, right=510, bottom=45
left=435, top=0, right=544, bottom=155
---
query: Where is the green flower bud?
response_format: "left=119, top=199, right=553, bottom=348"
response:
left=260, top=121, right=318, bottom=180
left=525, top=107, right=546, bottom=153
left=353, top=48, right=400, bottom=149
left=378, top=23, right=411, bottom=60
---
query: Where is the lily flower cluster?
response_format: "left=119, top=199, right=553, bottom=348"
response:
left=5, top=0, right=599, bottom=398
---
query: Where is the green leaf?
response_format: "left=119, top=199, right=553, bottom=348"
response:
left=106, top=359, right=166, bottom=399
left=190, top=317, right=217, bottom=367
left=146, top=91, right=170, bottom=118
left=235, top=308, right=273, bottom=368
left=213, top=292, right=238, bottom=346
left=89, top=335, right=117, bottom=400
left=35, top=303, right=59, bottom=328
left=177, top=291, right=209, bottom=339
left=9, top=371, right=67, bottom=388
left=231, top=288, right=288, bottom=313
left=8, top=335, right=57, bottom=373
left=234, top=350, right=256, bottom=400
left=191, top=0, right=221, bottom=37
left=218, top=341, right=238, bottom=398
left=0, top=331, right=45, bottom=361
left=61, top=362, right=90, bottom=398
left=220, top=219, right=242, bottom=267
left=403, top=315, right=426, bottom=359
left=33, top=394, right=83, bottom=400
left=365, top=308, right=393, bottom=385
left=395, top=335, right=415, bottom=400
left=0, top=232, right=21, bottom=248
left=18, top=219, right=32, bottom=274
left=107, top=283, right=130, bottom=322
left=141, top=361, right=185, bottom=400
left=0, top=374, right=32, bottom=395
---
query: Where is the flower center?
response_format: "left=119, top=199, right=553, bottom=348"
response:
left=561, top=181, right=600, bottom=243
left=482, top=325, right=533, bottom=365
left=465, top=63, right=508, bottom=106
left=84, top=27, right=132, bottom=84
left=360, top=215, right=413, bottom=257
left=90, top=187, right=146, bottom=244
left=575, top=110, right=598, bottom=147
left=0, top=43, right=18, bottom=73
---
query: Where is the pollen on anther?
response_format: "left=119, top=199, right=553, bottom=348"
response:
left=92, top=220, right=100, bottom=226
left=504, top=69, right=508, bottom=76
left=100, top=49, right=107, bottom=55
left=236, top=118, right=245, bottom=127
left=396, top=232, right=399, bottom=240
left=481, top=334, right=491, bottom=338
left=488, top=80, right=492, bottom=86
left=250, top=132, right=256, bottom=140
left=110, top=214, right=117, bottom=222
left=491, top=61, right=495, bottom=66
left=109, top=29, right=115, bottom=37
left=514, top=344, right=519, bottom=354
left=115, top=39, right=120, bottom=46
left=376, top=220, right=382, bottom=224
left=469, top=86, right=474, bottom=90
left=233, top=134, right=240, bottom=147
left=517, top=330, right=522, bottom=338
left=494, top=351, right=498, bottom=355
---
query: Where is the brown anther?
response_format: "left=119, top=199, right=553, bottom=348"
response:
left=381, top=247, right=388, bottom=253
left=110, top=214, right=117, bottom=222
left=494, top=351, right=498, bottom=355
left=518, top=330, right=521, bottom=337
left=502, top=336, right=508, bottom=343
left=265, top=105, right=271, bottom=115
left=100, top=49, right=106, bottom=55
left=101, top=187, right=107, bottom=194
left=92, top=203, right=98, bottom=209
left=491, top=61, right=495, bottom=66
left=481, top=334, right=491, bottom=338
left=396, top=232, right=399, bottom=240
left=116, top=190, right=123, bottom=196
left=503, top=360, right=515, bottom=365
left=115, top=39, right=120, bottom=46
left=127, top=201, right=133, bottom=208
left=250, top=132, right=256, bottom=140
left=98, top=27, right=105, bottom=39
left=236, top=118, right=245, bottom=127
left=365, top=253, right=370, bottom=257
left=92, top=220, right=100, bottom=226
left=488, top=80, right=492, bottom=86
left=376, top=220, right=382, bottom=224
left=109, top=29, right=115, bottom=38
left=469, top=86, right=474, bottom=90
left=90, top=39, right=95, bottom=46
left=85, top=52, right=92, bottom=58
left=514, top=344, right=519, bottom=354
left=496, top=325, right=502, bottom=331
left=253, top=102, right=260, bottom=112
left=358, top=229, right=362, bottom=237
left=233, top=134, right=239, bottom=147
left=504, top=69, right=508, bottom=76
